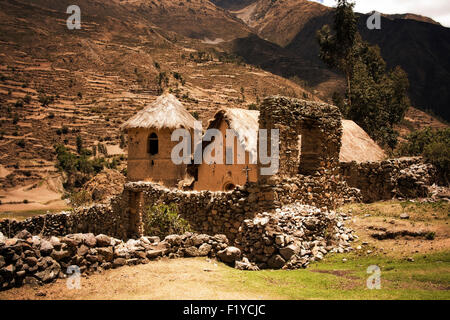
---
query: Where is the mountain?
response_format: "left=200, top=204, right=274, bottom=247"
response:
left=0, top=0, right=314, bottom=193
left=217, top=0, right=450, bottom=122
left=211, top=0, right=258, bottom=11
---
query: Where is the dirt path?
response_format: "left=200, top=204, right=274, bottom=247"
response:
left=0, top=258, right=278, bottom=300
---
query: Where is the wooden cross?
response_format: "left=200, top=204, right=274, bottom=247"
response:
left=243, top=166, right=251, bottom=183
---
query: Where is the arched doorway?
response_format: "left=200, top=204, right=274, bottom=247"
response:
left=223, top=182, right=236, bottom=192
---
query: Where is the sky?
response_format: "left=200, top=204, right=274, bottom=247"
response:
left=309, top=0, right=450, bottom=27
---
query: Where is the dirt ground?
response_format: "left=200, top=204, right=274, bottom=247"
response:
left=343, top=201, right=450, bottom=257
left=0, top=258, right=276, bottom=300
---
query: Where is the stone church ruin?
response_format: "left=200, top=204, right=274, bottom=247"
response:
left=0, top=94, right=437, bottom=289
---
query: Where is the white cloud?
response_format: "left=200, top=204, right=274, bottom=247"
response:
left=308, top=0, right=450, bottom=27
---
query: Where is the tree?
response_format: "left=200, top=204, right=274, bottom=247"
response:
left=317, top=0, right=410, bottom=149
left=76, top=135, right=83, bottom=154
left=317, top=0, right=357, bottom=106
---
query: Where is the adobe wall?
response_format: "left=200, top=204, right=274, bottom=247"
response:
left=127, top=127, right=189, bottom=187
left=259, top=96, right=342, bottom=177
left=195, top=119, right=259, bottom=191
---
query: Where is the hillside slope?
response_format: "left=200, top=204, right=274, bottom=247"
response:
left=0, top=0, right=314, bottom=201
left=222, top=0, right=450, bottom=121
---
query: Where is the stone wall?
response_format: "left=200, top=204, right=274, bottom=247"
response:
left=125, top=176, right=360, bottom=243
left=0, top=196, right=129, bottom=240
left=340, top=157, right=436, bottom=202
left=259, top=96, right=342, bottom=177
left=0, top=230, right=229, bottom=290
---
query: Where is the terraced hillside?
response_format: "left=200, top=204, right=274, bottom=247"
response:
left=0, top=0, right=313, bottom=208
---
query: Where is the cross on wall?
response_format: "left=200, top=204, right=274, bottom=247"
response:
left=243, top=166, right=251, bottom=183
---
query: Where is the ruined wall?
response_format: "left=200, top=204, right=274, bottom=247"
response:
left=0, top=175, right=360, bottom=243
left=0, top=196, right=129, bottom=239
left=259, top=96, right=342, bottom=177
left=125, top=176, right=360, bottom=242
left=340, top=157, right=436, bottom=202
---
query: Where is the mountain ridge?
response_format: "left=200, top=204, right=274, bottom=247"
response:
left=219, top=0, right=450, bottom=121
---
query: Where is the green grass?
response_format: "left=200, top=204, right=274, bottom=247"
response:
left=222, top=251, right=450, bottom=300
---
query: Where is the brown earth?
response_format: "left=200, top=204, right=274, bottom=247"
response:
left=0, top=258, right=277, bottom=300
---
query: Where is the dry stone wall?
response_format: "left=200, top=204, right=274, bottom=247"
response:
left=235, top=203, right=356, bottom=270
left=125, top=177, right=360, bottom=243
left=259, top=96, right=342, bottom=177
left=0, top=196, right=129, bottom=240
left=340, top=157, right=436, bottom=202
left=0, top=230, right=229, bottom=290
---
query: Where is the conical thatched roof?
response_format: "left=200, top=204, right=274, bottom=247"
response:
left=121, top=93, right=196, bottom=131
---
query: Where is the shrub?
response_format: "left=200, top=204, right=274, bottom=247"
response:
left=398, top=128, right=450, bottom=184
left=144, top=203, right=191, bottom=238
left=23, top=95, right=32, bottom=104
left=38, top=94, right=54, bottom=106
left=247, top=104, right=258, bottom=111
left=76, top=135, right=83, bottom=154
left=15, top=99, right=24, bottom=108
left=424, top=142, right=449, bottom=184
left=69, top=190, right=91, bottom=207
left=425, top=232, right=436, bottom=240
left=16, top=139, right=25, bottom=148
left=190, top=111, right=199, bottom=120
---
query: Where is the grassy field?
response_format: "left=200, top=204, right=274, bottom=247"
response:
left=225, top=251, right=450, bottom=300
left=1, top=253, right=448, bottom=300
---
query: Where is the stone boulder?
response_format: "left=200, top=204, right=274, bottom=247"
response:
left=218, top=247, right=241, bottom=264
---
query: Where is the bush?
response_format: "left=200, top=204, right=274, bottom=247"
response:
left=247, top=104, right=258, bottom=111
left=12, top=114, right=19, bottom=125
left=69, top=190, right=91, bottom=207
left=398, top=128, right=450, bottom=184
left=190, top=111, right=199, bottom=120
left=15, top=99, right=24, bottom=108
left=424, top=142, right=449, bottom=184
left=425, top=232, right=436, bottom=240
left=23, top=95, right=32, bottom=104
left=16, top=139, right=25, bottom=148
left=144, top=204, right=191, bottom=238
left=38, top=94, right=54, bottom=106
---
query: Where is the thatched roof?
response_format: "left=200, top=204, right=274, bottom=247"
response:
left=121, top=93, right=196, bottom=131
left=207, top=108, right=260, bottom=156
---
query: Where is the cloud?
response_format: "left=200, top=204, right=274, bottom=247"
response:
left=308, top=0, right=450, bottom=27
